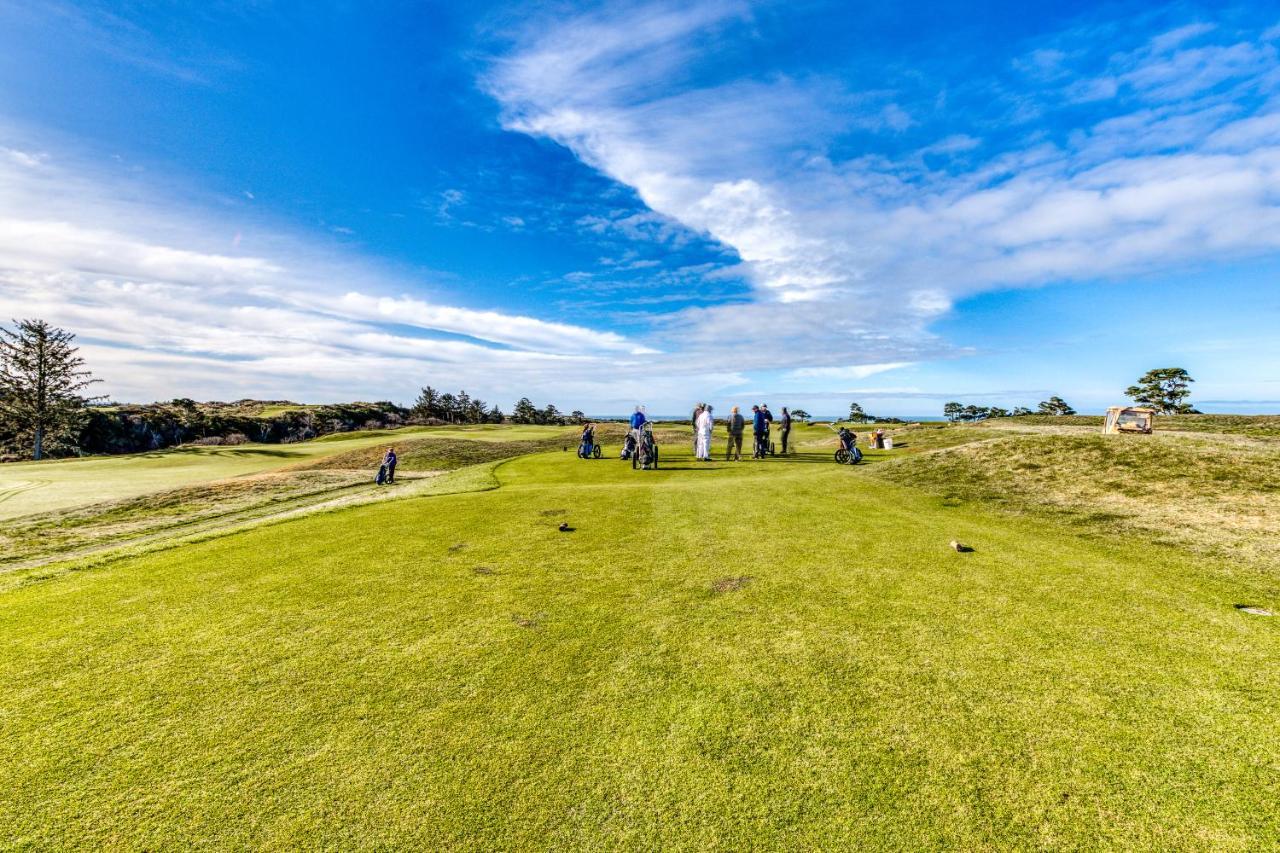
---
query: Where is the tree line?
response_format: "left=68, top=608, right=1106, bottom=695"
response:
left=408, top=388, right=588, bottom=426
left=0, top=317, right=1210, bottom=460
left=410, top=387, right=505, bottom=424
left=935, top=368, right=1197, bottom=422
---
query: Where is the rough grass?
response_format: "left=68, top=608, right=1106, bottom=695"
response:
left=300, top=436, right=570, bottom=472
left=995, top=414, right=1280, bottom=437
left=870, top=431, right=1280, bottom=571
left=0, top=471, right=371, bottom=567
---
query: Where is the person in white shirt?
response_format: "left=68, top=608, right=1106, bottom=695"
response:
left=695, top=403, right=714, bottom=461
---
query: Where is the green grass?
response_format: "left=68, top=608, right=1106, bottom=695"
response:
left=0, top=425, right=577, bottom=520
left=2, top=433, right=1278, bottom=848
left=870, top=430, right=1280, bottom=572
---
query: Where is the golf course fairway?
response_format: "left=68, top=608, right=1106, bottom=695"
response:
left=2, top=438, right=1277, bottom=849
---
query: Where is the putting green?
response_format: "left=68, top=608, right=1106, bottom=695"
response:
left=0, top=425, right=573, bottom=520
left=1, top=440, right=1276, bottom=848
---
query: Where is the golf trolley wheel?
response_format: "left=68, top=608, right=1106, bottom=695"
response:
left=592, top=445, right=602, bottom=459
left=834, top=448, right=850, bottom=464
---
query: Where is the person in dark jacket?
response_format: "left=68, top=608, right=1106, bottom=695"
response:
left=383, top=447, right=398, bottom=483
left=725, top=405, right=745, bottom=460
left=752, top=405, right=769, bottom=459
left=779, top=407, right=793, bottom=455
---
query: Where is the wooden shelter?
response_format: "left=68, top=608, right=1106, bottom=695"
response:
left=1102, top=406, right=1155, bottom=434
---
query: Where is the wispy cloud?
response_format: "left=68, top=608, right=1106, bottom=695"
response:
left=0, top=137, right=675, bottom=404
left=485, top=3, right=1280, bottom=379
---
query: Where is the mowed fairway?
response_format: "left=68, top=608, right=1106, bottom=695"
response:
left=2, top=437, right=1278, bottom=848
left=0, top=424, right=568, bottom=520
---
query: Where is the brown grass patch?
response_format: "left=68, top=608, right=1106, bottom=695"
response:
left=712, top=576, right=754, bottom=593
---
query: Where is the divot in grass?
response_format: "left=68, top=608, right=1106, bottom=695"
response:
left=1235, top=604, right=1274, bottom=616
left=712, top=576, right=753, bottom=594
left=473, top=566, right=496, bottom=576
left=512, top=612, right=545, bottom=628
left=448, top=542, right=468, bottom=552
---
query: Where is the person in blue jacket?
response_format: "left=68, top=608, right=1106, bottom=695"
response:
left=629, top=406, right=647, bottom=430
left=751, top=404, right=769, bottom=459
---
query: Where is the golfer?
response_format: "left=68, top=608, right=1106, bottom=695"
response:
left=695, top=403, right=714, bottom=461
left=725, top=406, right=745, bottom=460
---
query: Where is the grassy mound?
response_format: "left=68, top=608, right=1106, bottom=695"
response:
left=299, top=436, right=570, bottom=472
left=870, top=431, right=1280, bottom=571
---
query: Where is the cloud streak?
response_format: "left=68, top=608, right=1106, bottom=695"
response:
left=485, top=2, right=1280, bottom=377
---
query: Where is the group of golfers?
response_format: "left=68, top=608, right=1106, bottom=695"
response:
left=620, top=403, right=793, bottom=462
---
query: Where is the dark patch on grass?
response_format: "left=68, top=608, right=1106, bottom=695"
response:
left=1234, top=604, right=1274, bottom=616
left=473, top=565, right=496, bottom=576
left=539, top=509, right=567, bottom=517
left=712, top=576, right=753, bottom=594
left=511, top=612, right=545, bottom=628
left=448, top=542, right=468, bottom=552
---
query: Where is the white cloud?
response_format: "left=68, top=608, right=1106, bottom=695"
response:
left=786, top=362, right=914, bottom=381
left=0, top=136, right=664, bottom=406
left=485, top=1, right=1280, bottom=383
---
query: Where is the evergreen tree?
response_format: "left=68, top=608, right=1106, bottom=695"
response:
left=485, top=404, right=504, bottom=423
left=511, top=397, right=538, bottom=424
left=1125, top=368, right=1196, bottom=414
left=0, top=319, right=101, bottom=460
left=987, top=406, right=1010, bottom=418
left=1011, top=406, right=1033, bottom=416
left=943, top=401, right=963, bottom=421
left=1037, top=396, right=1076, bottom=416
left=848, top=401, right=869, bottom=423
left=438, top=393, right=458, bottom=423
left=411, top=386, right=441, bottom=420
left=791, top=409, right=810, bottom=422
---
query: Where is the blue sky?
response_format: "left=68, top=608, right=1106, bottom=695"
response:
left=1, top=1, right=1278, bottom=415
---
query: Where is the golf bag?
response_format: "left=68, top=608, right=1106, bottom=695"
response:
left=375, top=464, right=388, bottom=484
left=621, top=431, right=637, bottom=460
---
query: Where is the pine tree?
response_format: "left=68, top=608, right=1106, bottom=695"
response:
left=411, top=386, right=441, bottom=420
left=1125, top=368, right=1196, bottom=414
left=511, top=397, right=538, bottom=424
left=1037, top=396, right=1076, bottom=416
left=0, top=319, right=101, bottom=460
left=943, top=401, right=963, bottom=421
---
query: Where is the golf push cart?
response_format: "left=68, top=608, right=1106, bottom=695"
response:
left=830, top=424, right=863, bottom=464
left=629, top=423, right=659, bottom=470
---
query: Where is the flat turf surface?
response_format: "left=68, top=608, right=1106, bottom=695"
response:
left=1, top=436, right=1278, bottom=849
left=0, top=425, right=570, bottom=520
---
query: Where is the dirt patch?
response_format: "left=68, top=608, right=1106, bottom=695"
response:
left=448, top=542, right=468, bottom=552
left=512, top=612, right=545, bottom=628
left=473, top=565, right=496, bottom=576
left=712, top=576, right=754, bottom=594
